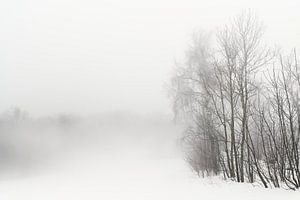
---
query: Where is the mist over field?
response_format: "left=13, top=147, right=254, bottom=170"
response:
left=0, top=110, right=185, bottom=199
left=0, top=110, right=298, bottom=200
left=0, top=110, right=179, bottom=172
left=1, top=0, right=300, bottom=199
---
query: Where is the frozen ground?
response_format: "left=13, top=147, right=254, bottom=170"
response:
left=0, top=117, right=299, bottom=200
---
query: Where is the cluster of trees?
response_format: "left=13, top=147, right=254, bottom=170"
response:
left=170, top=12, right=300, bottom=189
left=0, top=108, right=82, bottom=169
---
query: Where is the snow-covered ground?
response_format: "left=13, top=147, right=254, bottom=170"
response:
left=0, top=117, right=299, bottom=200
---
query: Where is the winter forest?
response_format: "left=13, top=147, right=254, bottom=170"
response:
left=1, top=0, right=300, bottom=199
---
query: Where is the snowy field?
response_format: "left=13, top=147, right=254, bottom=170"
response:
left=0, top=116, right=299, bottom=200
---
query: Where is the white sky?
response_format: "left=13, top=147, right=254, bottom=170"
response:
left=0, top=0, right=299, bottom=116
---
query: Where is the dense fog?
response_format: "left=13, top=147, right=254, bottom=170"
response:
left=0, top=0, right=300, bottom=199
left=1, top=0, right=299, bottom=116
left=0, top=108, right=181, bottom=177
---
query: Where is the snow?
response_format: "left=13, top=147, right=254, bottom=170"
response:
left=0, top=119, right=299, bottom=200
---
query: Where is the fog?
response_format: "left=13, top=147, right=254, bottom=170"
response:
left=0, top=0, right=300, bottom=199
left=0, top=110, right=186, bottom=199
left=0, top=109, right=179, bottom=172
left=1, top=0, right=299, bottom=116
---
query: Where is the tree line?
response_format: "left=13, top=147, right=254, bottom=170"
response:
left=170, top=12, right=300, bottom=189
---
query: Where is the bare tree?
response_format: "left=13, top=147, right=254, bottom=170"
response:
left=170, top=11, right=299, bottom=190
